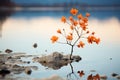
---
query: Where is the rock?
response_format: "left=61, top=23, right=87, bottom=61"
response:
left=12, top=65, right=20, bottom=68
left=27, top=61, right=30, bottom=64
left=72, top=55, right=81, bottom=62
left=110, top=58, right=112, bottom=60
left=7, top=56, right=12, bottom=60
left=0, top=60, right=5, bottom=65
left=0, top=69, right=10, bottom=77
left=11, top=65, right=25, bottom=74
left=0, top=52, right=38, bottom=76
left=24, top=67, right=32, bottom=75
left=0, top=51, right=2, bottom=53
left=33, top=52, right=81, bottom=70
left=32, top=57, right=39, bottom=62
left=53, top=52, right=63, bottom=59
left=111, top=73, right=118, bottom=77
left=117, top=76, right=120, bottom=79
left=33, top=43, right=38, bottom=48
left=5, top=49, right=13, bottom=53
left=100, top=75, right=107, bottom=80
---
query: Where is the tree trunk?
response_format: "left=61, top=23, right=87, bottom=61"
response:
left=70, top=45, right=74, bottom=60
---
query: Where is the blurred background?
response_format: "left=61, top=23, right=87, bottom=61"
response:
left=0, top=0, right=120, bottom=80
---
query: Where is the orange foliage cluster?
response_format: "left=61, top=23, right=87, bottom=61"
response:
left=77, top=41, right=85, bottom=48
left=51, top=8, right=100, bottom=48
left=57, top=29, right=62, bottom=34
left=87, top=36, right=100, bottom=44
left=87, top=74, right=100, bottom=80
left=77, top=70, right=100, bottom=80
left=77, top=70, right=85, bottom=77
left=70, top=8, right=78, bottom=15
left=61, top=16, right=66, bottom=23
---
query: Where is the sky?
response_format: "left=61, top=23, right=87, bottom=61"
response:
left=1, top=17, right=120, bottom=55
left=12, top=0, right=120, bottom=5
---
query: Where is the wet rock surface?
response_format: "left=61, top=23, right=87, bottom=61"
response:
left=33, top=52, right=82, bottom=70
left=0, top=52, right=38, bottom=78
left=100, top=75, right=107, bottom=80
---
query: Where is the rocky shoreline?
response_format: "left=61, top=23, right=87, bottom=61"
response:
left=0, top=52, right=120, bottom=80
left=0, top=51, right=81, bottom=79
left=0, top=52, right=38, bottom=79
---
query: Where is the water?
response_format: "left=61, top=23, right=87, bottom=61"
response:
left=0, top=8, right=120, bottom=80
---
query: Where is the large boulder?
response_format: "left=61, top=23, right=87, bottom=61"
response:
left=33, top=52, right=82, bottom=70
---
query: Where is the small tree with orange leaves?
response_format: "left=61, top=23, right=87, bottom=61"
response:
left=51, top=8, right=100, bottom=60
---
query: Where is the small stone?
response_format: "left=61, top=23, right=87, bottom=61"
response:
left=0, top=69, right=10, bottom=77
left=110, top=58, right=112, bottom=60
left=100, top=75, right=107, bottom=79
left=111, top=73, right=118, bottom=77
left=27, top=61, right=30, bottom=64
left=5, top=49, right=13, bottom=53
left=25, top=67, right=32, bottom=75
left=117, top=76, right=120, bottom=79
left=33, top=43, right=37, bottom=48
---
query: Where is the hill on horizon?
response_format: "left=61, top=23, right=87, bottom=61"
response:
left=12, top=0, right=120, bottom=5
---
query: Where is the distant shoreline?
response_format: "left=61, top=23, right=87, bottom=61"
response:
left=0, top=5, right=120, bottom=11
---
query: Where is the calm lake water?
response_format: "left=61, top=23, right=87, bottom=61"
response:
left=0, top=8, right=120, bottom=80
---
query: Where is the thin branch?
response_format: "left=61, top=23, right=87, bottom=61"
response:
left=62, top=29, right=69, bottom=44
left=73, top=29, right=83, bottom=46
left=73, top=37, right=80, bottom=46
left=66, top=21, right=72, bottom=26
left=74, top=28, right=80, bottom=37
left=70, top=63, right=74, bottom=73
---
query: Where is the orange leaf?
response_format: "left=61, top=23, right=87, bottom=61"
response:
left=73, top=20, right=78, bottom=26
left=93, top=74, right=100, bottom=80
left=69, top=16, right=74, bottom=22
left=77, top=14, right=83, bottom=19
left=70, top=26, right=74, bottom=30
left=77, top=41, right=85, bottom=48
left=51, top=36, right=59, bottom=43
left=70, top=8, right=78, bottom=15
left=77, top=70, right=85, bottom=77
left=86, top=12, right=90, bottom=17
left=92, top=32, right=95, bottom=35
left=87, top=36, right=93, bottom=44
left=82, top=17, right=88, bottom=23
left=61, top=16, right=66, bottom=23
left=57, top=29, right=61, bottom=34
left=95, top=38, right=100, bottom=44
left=87, top=74, right=93, bottom=80
left=66, top=35, right=73, bottom=41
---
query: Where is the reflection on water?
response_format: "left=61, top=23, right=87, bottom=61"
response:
left=33, top=52, right=81, bottom=70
